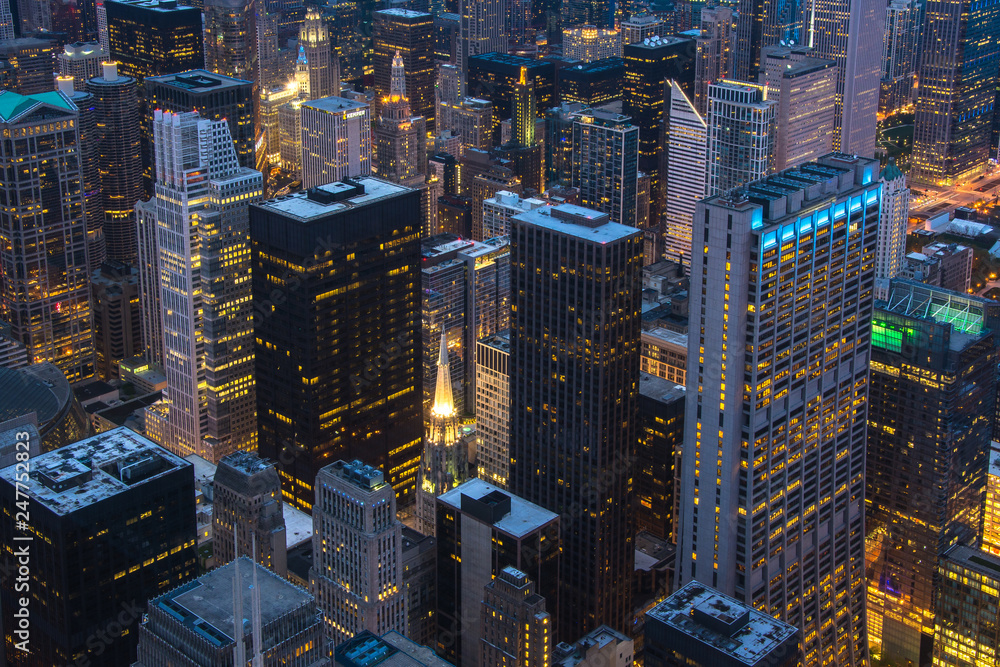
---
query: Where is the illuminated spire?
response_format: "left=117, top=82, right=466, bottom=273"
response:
left=391, top=50, right=406, bottom=99
left=431, top=330, right=455, bottom=418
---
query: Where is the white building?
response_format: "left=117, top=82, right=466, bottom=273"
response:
left=662, top=80, right=706, bottom=268
left=563, top=25, right=621, bottom=62
left=145, top=110, right=262, bottom=463
left=874, top=159, right=909, bottom=299
left=482, top=191, right=547, bottom=239
left=310, top=460, right=407, bottom=644
left=301, top=96, right=371, bottom=189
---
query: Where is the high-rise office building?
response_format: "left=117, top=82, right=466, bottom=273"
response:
left=310, top=460, right=407, bottom=644
left=636, top=373, right=684, bottom=542
left=732, top=0, right=802, bottom=83
left=509, top=203, right=643, bottom=640
left=300, top=97, right=372, bottom=189
left=145, top=110, right=262, bottom=463
left=279, top=98, right=304, bottom=176
left=705, top=81, right=776, bottom=196
left=498, top=66, right=544, bottom=194
left=90, top=260, right=142, bottom=381
left=457, top=0, right=505, bottom=83
left=0, top=37, right=57, bottom=94
left=402, top=526, right=438, bottom=647
left=481, top=566, right=552, bottom=667
left=300, top=7, right=339, bottom=100
left=482, top=191, right=546, bottom=239
left=559, top=58, right=625, bottom=108
left=623, top=36, right=695, bottom=223
left=261, top=82, right=298, bottom=168
left=212, top=450, right=288, bottom=576
left=251, top=178, right=423, bottom=510
left=691, top=6, right=735, bottom=116
left=105, top=0, right=204, bottom=83
left=0, top=0, right=12, bottom=39
left=661, top=80, right=706, bottom=267
left=931, top=545, right=1000, bottom=667
left=0, top=428, right=197, bottom=666
left=374, top=9, right=435, bottom=127
left=134, top=197, right=162, bottom=365
left=985, top=443, right=1000, bottom=556
left=375, top=52, right=428, bottom=186
left=570, top=108, right=639, bottom=226
left=804, top=0, right=885, bottom=157
left=57, top=41, right=105, bottom=89
left=450, top=97, right=495, bottom=156
left=620, top=14, right=669, bottom=45
left=436, top=479, right=561, bottom=667
left=759, top=47, right=836, bottom=171
left=416, top=333, right=470, bottom=535
left=880, top=0, right=919, bottom=117
left=874, top=159, right=909, bottom=300
left=910, top=0, right=1000, bottom=186
left=89, top=62, right=143, bottom=264
left=677, top=154, right=880, bottom=666
left=135, top=557, right=329, bottom=666
left=59, top=80, right=106, bottom=269
left=468, top=165, right=521, bottom=239
left=644, top=582, right=801, bottom=667
left=563, top=25, right=621, bottom=62
left=0, top=90, right=93, bottom=382
left=866, top=280, right=995, bottom=666
left=476, top=331, right=510, bottom=487
left=564, top=0, right=611, bottom=29
left=467, top=54, right=555, bottom=139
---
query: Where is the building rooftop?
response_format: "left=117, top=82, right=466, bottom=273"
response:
left=553, top=625, right=632, bottom=667
left=324, top=459, right=389, bottom=492
left=0, top=363, right=75, bottom=427
left=437, top=478, right=559, bottom=537
left=479, top=330, right=510, bottom=353
left=152, top=557, right=315, bottom=649
left=647, top=582, right=799, bottom=666
left=634, top=530, right=674, bottom=571
left=256, top=177, right=412, bottom=222
left=106, top=0, right=201, bottom=13
left=513, top=203, right=641, bottom=243
left=0, top=427, right=190, bottom=515
left=570, top=107, right=634, bottom=126
left=942, top=544, right=1000, bottom=581
left=0, top=90, right=75, bottom=123
left=60, top=41, right=103, bottom=59
left=375, top=7, right=431, bottom=18
left=990, top=444, right=1000, bottom=478
left=146, top=69, right=251, bottom=90
left=626, top=34, right=689, bottom=50
left=641, top=327, right=688, bottom=349
left=302, top=95, right=369, bottom=114
left=336, top=630, right=455, bottom=667
left=639, top=372, right=685, bottom=404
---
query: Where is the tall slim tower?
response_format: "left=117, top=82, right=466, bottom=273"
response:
left=0, top=90, right=94, bottom=382
left=415, top=332, right=469, bottom=536
left=874, top=159, right=909, bottom=300
left=732, top=0, right=802, bottom=82
left=375, top=53, right=428, bottom=186
left=300, top=97, right=372, bottom=188
left=88, top=62, right=143, bottom=264
left=677, top=153, right=879, bottom=667
left=692, top=6, right=735, bottom=116
left=480, top=567, right=552, bottom=667
left=373, top=9, right=435, bottom=127
left=804, top=0, right=885, bottom=157
left=300, top=7, right=339, bottom=100
left=879, top=0, right=919, bottom=117
left=457, top=0, right=505, bottom=85
left=570, top=108, right=639, bottom=226
left=147, top=110, right=262, bottom=463
left=509, top=204, right=643, bottom=641
left=661, top=80, right=706, bottom=268
left=909, top=0, right=1000, bottom=186
left=705, top=81, right=776, bottom=196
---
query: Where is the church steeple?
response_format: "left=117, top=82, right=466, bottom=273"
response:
left=431, top=330, right=456, bottom=418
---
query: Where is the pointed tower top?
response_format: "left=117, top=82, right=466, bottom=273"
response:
left=391, top=50, right=406, bottom=99
left=431, top=330, right=456, bottom=418
left=297, top=44, right=308, bottom=65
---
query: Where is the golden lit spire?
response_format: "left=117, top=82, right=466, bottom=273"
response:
left=391, top=50, right=406, bottom=99
left=431, top=329, right=456, bottom=418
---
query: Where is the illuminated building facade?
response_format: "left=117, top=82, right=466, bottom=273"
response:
left=467, top=53, right=555, bottom=141
left=641, top=328, right=687, bottom=386
left=482, top=191, right=546, bottom=239
left=559, top=58, right=625, bottom=108
left=637, top=373, right=684, bottom=542
left=416, top=333, right=470, bottom=536
left=279, top=99, right=303, bottom=176
left=300, top=97, right=372, bottom=189
left=677, top=154, right=880, bottom=667
left=261, top=83, right=298, bottom=168
left=662, top=80, right=707, bottom=267
left=90, top=260, right=141, bottom=381
left=570, top=108, right=639, bottom=226
left=732, top=0, right=801, bottom=83
left=0, top=37, right=57, bottom=95
left=251, top=178, right=423, bottom=510
left=623, top=36, right=694, bottom=224
left=134, top=197, right=162, bottom=364
left=691, top=6, right=735, bottom=117
left=564, top=0, right=611, bottom=29
left=985, top=444, right=1000, bottom=556
left=300, top=7, right=339, bottom=100
left=88, top=62, right=143, bottom=264
left=563, top=26, right=621, bottom=62
left=374, top=52, right=428, bottom=186
left=374, top=9, right=435, bottom=127
left=105, top=0, right=204, bottom=83
left=910, top=0, right=1000, bottom=187
left=880, top=0, right=919, bottom=117
left=866, top=280, right=995, bottom=666
left=481, top=566, right=552, bottom=667
left=705, top=81, right=776, bottom=196
left=457, top=0, right=506, bottom=82
left=874, top=159, right=909, bottom=300
left=0, top=428, right=197, bottom=667
left=620, top=14, right=669, bottom=45
left=436, top=479, right=560, bottom=666
left=57, top=41, right=105, bottom=89
left=310, top=460, right=407, bottom=644
left=62, top=83, right=105, bottom=270
left=931, top=545, right=1000, bottom=667
left=449, top=97, right=494, bottom=156
left=476, top=331, right=510, bottom=487
left=146, top=110, right=262, bottom=463
left=509, top=204, right=643, bottom=641
left=0, top=90, right=94, bottom=382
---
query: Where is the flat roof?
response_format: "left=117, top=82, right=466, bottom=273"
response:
left=375, top=8, right=431, bottom=17
left=147, top=69, right=251, bottom=89
left=513, top=203, right=640, bottom=244
left=991, top=444, right=1000, bottom=479
left=639, top=372, right=685, bottom=403
left=478, top=330, right=510, bottom=353
left=256, top=178, right=412, bottom=222
left=301, top=95, right=369, bottom=113
left=437, top=478, right=558, bottom=537
left=942, top=544, right=1000, bottom=581
left=647, top=582, right=798, bottom=666
left=0, top=427, right=189, bottom=515
left=641, top=327, right=688, bottom=349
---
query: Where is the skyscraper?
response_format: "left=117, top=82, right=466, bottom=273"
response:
left=636, top=373, right=684, bottom=542
left=931, top=545, right=1000, bottom=667
left=0, top=37, right=57, bottom=95
left=374, top=9, right=435, bottom=127
left=0, top=90, right=93, bottom=382
left=105, top=0, right=205, bottom=83
left=466, top=54, right=556, bottom=141
left=300, top=7, right=339, bottom=100
left=879, top=0, right=919, bottom=117
left=563, top=25, right=621, bottom=62
left=134, top=197, right=162, bottom=365
left=88, top=62, right=143, bottom=263
left=90, top=260, right=142, bottom=381
left=874, top=159, right=909, bottom=299
left=759, top=47, right=836, bottom=171
left=804, top=0, right=885, bottom=157
left=480, top=567, right=552, bottom=667
left=375, top=52, right=428, bottom=186
left=498, top=66, right=544, bottom=194
left=732, top=0, right=802, bottom=82
left=310, top=460, right=407, bottom=644
left=570, top=108, right=639, bottom=226
left=691, top=6, right=735, bottom=116
left=509, top=203, right=643, bottom=640
left=661, top=80, right=706, bottom=267
left=457, top=0, right=505, bottom=83
left=677, top=154, right=880, bottom=666
left=416, top=333, right=470, bottom=535
left=0, top=428, right=198, bottom=666
left=251, top=178, right=423, bottom=510
left=300, top=97, right=372, bottom=189
left=866, top=280, right=996, bottom=666
left=57, top=41, right=106, bottom=89
left=705, top=81, right=776, bottom=196
left=59, top=79, right=105, bottom=269
left=910, top=0, right=1000, bottom=186
left=145, top=110, right=262, bottom=463
left=475, top=331, right=510, bottom=487
left=564, top=0, right=612, bottom=29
